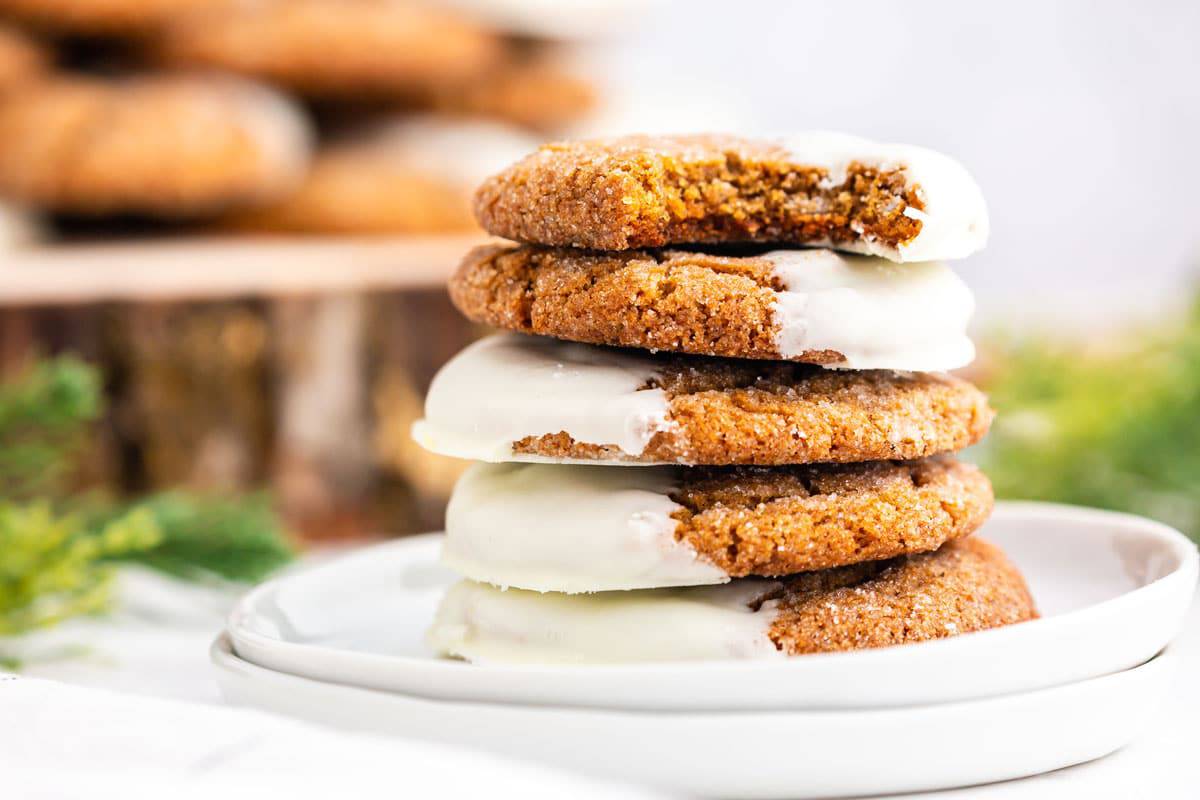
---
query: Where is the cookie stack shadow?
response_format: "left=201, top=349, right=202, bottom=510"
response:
left=417, top=133, right=1038, bottom=663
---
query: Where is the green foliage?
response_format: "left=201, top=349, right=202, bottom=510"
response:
left=0, top=503, right=160, bottom=636
left=976, top=297, right=1200, bottom=541
left=0, top=358, right=101, bottom=500
left=98, top=492, right=294, bottom=584
left=0, top=356, right=295, bottom=641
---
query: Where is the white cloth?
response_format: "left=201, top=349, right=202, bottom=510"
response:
left=3, top=566, right=239, bottom=702
left=0, top=675, right=644, bottom=799
left=0, top=566, right=646, bottom=798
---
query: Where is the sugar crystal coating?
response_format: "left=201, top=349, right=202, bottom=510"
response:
left=671, top=456, right=994, bottom=577
left=475, top=133, right=987, bottom=259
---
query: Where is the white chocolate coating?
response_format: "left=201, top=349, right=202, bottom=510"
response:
left=412, top=334, right=675, bottom=463
left=427, top=578, right=784, bottom=664
left=777, top=131, right=989, bottom=263
left=767, top=250, right=976, bottom=371
left=443, top=462, right=727, bottom=593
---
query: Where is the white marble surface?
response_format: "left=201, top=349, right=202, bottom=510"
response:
left=5, top=564, right=1197, bottom=798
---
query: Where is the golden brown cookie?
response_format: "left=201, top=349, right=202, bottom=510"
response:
left=521, top=366, right=991, bottom=465
left=415, top=56, right=595, bottom=132
left=223, top=150, right=473, bottom=235
left=419, top=334, right=993, bottom=466
left=154, top=0, right=503, bottom=100
left=0, top=0, right=226, bottom=36
left=310, top=42, right=595, bottom=132
left=0, top=23, right=47, bottom=94
left=448, top=244, right=975, bottom=370
left=474, top=133, right=988, bottom=260
left=0, top=73, right=311, bottom=217
left=769, top=537, right=1037, bottom=654
left=428, top=537, right=1036, bottom=663
left=671, top=457, right=993, bottom=577
left=222, top=117, right=539, bottom=235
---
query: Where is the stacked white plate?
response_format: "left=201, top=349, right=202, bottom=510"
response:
left=213, top=502, right=1197, bottom=799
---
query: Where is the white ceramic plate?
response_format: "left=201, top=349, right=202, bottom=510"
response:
left=227, top=502, right=1197, bottom=711
left=212, top=634, right=1176, bottom=799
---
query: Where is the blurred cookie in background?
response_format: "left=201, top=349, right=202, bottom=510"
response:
left=0, top=22, right=46, bottom=243
left=309, top=41, right=599, bottom=134
left=153, top=0, right=503, bottom=101
left=0, top=21, right=48, bottom=92
left=426, top=0, right=660, bottom=40
left=412, top=49, right=595, bottom=132
left=0, top=72, right=312, bottom=218
left=0, top=0, right=229, bottom=38
left=222, top=116, right=539, bottom=235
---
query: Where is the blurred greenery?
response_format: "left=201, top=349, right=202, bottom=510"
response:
left=0, top=357, right=294, bottom=640
left=975, top=294, right=1200, bottom=542
left=0, top=504, right=159, bottom=637
left=0, top=357, right=101, bottom=501
left=92, top=492, right=292, bottom=584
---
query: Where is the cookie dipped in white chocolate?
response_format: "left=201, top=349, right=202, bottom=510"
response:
left=443, top=462, right=726, bottom=593
left=427, top=578, right=784, bottom=664
left=777, top=131, right=989, bottom=262
left=766, top=250, right=975, bottom=370
left=413, top=334, right=675, bottom=463
left=412, top=328, right=993, bottom=470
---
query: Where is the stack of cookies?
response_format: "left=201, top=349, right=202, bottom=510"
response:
left=419, top=133, right=1037, bottom=663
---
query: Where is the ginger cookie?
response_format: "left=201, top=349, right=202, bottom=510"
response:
left=0, top=73, right=311, bottom=217
left=426, top=0, right=639, bottom=39
left=428, top=537, right=1035, bottom=663
left=154, top=0, right=503, bottom=100
left=222, top=117, right=540, bottom=235
left=306, top=38, right=594, bottom=132
left=415, top=335, right=992, bottom=466
left=474, top=133, right=988, bottom=261
left=0, top=0, right=224, bottom=36
left=441, top=457, right=993, bottom=592
left=449, top=246, right=975, bottom=370
left=0, top=23, right=47, bottom=95
left=414, top=55, right=595, bottom=132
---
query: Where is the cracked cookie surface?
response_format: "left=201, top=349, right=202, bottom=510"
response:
left=475, top=134, right=928, bottom=252
left=768, top=536, right=1036, bottom=654
left=450, top=243, right=972, bottom=371
left=671, top=456, right=993, bottom=576
left=514, top=355, right=992, bottom=466
left=451, top=243, right=792, bottom=360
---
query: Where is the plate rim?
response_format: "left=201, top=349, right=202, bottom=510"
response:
left=225, top=500, right=1198, bottom=708
left=212, top=630, right=1177, bottom=719
left=229, top=500, right=1197, bottom=673
left=212, top=631, right=1178, bottom=798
